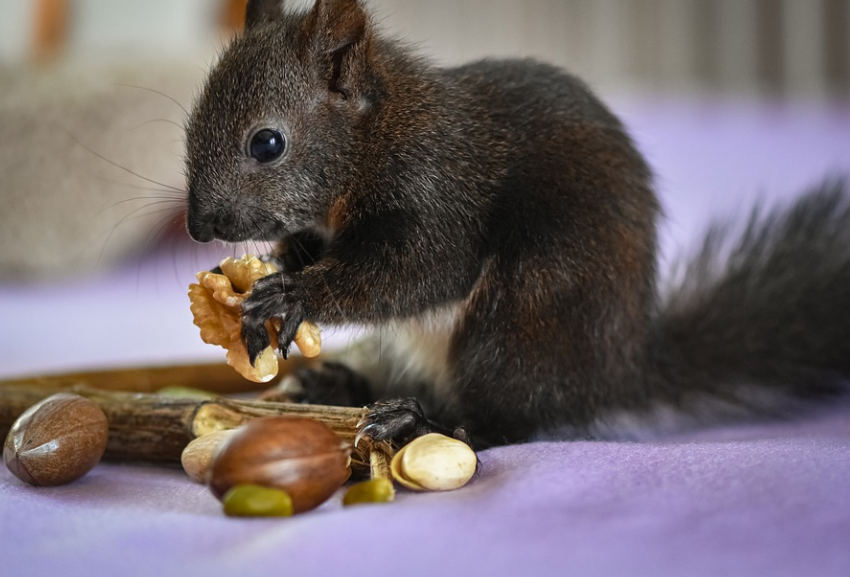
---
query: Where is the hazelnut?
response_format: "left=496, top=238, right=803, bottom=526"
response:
left=3, top=393, right=109, bottom=486
left=208, top=416, right=351, bottom=514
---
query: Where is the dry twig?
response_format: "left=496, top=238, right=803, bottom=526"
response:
left=0, top=361, right=383, bottom=472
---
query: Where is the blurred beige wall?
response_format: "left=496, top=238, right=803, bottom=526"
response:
left=1, top=0, right=848, bottom=96
left=365, top=0, right=850, bottom=97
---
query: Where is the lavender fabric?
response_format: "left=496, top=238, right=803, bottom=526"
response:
left=2, top=411, right=849, bottom=577
left=1, top=96, right=849, bottom=577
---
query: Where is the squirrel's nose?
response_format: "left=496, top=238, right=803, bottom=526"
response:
left=186, top=186, right=220, bottom=243
left=186, top=199, right=218, bottom=243
left=187, top=217, right=216, bottom=243
left=186, top=203, right=243, bottom=243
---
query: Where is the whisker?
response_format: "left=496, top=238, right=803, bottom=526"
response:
left=240, top=212, right=258, bottom=257
left=144, top=210, right=183, bottom=253
left=126, top=204, right=181, bottom=224
left=97, top=200, right=181, bottom=266
left=97, top=197, right=183, bottom=217
left=126, top=118, right=187, bottom=133
left=113, top=83, right=190, bottom=117
left=88, top=172, right=186, bottom=198
left=99, top=184, right=183, bottom=197
left=65, top=129, right=184, bottom=193
left=133, top=211, right=182, bottom=293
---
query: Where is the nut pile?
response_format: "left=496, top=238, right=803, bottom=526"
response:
left=188, top=255, right=322, bottom=383
left=2, top=389, right=479, bottom=516
left=181, top=419, right=478, bottom=516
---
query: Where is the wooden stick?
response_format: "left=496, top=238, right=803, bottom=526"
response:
left=0, top=357, right=316, bottom=395
left=369, top=442, right=394, bottom=480
left=0, top=370, right=374, bottom=469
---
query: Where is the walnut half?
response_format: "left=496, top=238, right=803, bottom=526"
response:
left=188, top=255, right=321, bottom=383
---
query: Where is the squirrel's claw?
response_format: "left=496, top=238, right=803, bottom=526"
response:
left=357, top=397, right=452, bottom=447
left=241, top=316, right=271, bottom=366
left=240, top=272, right=303, bottom=364
left=275, top=309, right=305, bottom=360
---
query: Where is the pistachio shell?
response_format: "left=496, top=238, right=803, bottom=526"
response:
left=181, top=429, right=238, bottom=483
left=390, top=447, right=426, bottom=491
left=390, top=433, right=477, bottom=491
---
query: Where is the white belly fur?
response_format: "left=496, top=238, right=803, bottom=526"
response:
left=340, top=303, right=462, bottom=402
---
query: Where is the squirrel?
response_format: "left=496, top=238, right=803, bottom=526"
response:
left=184, top=0, right=850, bottom=447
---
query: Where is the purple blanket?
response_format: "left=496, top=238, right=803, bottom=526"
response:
left=1, top=96, right=849, bottom=577
left=2, top=410, right=848, bottom=577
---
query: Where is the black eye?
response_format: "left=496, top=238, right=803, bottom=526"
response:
left=248, top=128, right=286, bottom=163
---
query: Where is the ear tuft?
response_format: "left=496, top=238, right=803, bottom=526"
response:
left=307, top=0, right=368, bottom=54
left=245, top=0, right=285, bottom=31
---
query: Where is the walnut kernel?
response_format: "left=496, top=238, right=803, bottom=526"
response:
left=188, top=255, right=321, bottom=382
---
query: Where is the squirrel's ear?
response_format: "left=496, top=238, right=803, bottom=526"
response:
left=305, top=0, right=369, bottom=55
left=245, top=0, right=285, bottom=30
left=303, top=0, right=371, bottom=99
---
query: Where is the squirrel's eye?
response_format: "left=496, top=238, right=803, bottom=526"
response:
left=248, top=128, right=286, bottom=163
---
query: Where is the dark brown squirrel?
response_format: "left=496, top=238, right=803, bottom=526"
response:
left=185, top=0, right=850, bottom=447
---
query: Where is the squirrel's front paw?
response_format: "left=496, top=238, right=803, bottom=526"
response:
left=356, top=398, right=463, bottom=447
left=240, top=272, right=305, bottom=363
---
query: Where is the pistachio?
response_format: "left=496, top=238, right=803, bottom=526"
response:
left=343, top=478, right=395, bottom=506
left=3, top=393, right=109, bottom=486
left=222, top=484, right=294, bottom=517
left=390, top=433, right=477, bottom=491
left=208, top=416, right=351, bottom=514
left=181, top=429, right=238, bottom=483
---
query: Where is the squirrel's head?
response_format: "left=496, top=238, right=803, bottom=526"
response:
left=185, top=0, right=377, bottom=243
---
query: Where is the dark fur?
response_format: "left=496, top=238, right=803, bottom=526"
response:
left=185, top=0, right=849, bottom=447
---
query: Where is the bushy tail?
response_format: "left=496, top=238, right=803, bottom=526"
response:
left=652, top=177, right=850, bottom=423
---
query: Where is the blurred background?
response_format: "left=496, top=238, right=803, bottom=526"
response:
left=2, top=0, right=848, bottom=95
left=1, top=0, right=849, bottom=280
left=0, top=0, right=848, bottom=375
